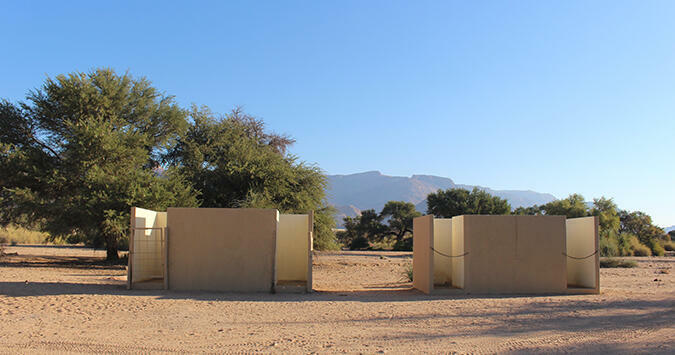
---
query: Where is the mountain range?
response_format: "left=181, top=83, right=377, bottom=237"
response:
left=326, top=171, right=558, bottom=226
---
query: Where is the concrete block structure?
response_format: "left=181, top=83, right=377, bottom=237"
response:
left=413, top=215, right=599, bottom=295
left=127, top=207, right=313, bottom=293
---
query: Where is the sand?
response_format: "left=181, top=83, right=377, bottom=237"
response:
left=0, top=245, right=673, bottom=354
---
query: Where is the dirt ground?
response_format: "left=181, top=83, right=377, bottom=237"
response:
left=0, top=246, right=673, bottom=354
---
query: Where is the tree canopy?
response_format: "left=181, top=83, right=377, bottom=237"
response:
left=426, top=187, right=511, bottom=218
left=514, top=194, right=667, bottom=257
left=0, top=69, right=198, bottom=259
left=337, top=201, right=421, bottom=250
left=0, top=68, right=338, bottom=259
left=165, top=105, right=336, bottom=248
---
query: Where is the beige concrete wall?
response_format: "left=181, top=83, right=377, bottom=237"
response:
left=462, top=215, right=517, bottom=293
left=433, top=218, right=452, bottom=286
left=451, top=216, right=465, bottom=289
left=167, top=208, right=277, bottom=292
left=130, top=207, right=166, bottom=284
left=413, top=215, right=433, bottom=294
left=458, top=215, right=567, bottom=294
left=513, top=216, right=566, bottom=293
left=276, top=214, right=310, bottom=282
left=566, top=217, right=599, bottom=291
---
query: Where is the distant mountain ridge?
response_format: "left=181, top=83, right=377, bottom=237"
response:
left=326, top=171, right=557, bottom=226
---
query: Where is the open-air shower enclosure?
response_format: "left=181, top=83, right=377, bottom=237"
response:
left=413, top=215, right=599, bottom=295
left=127, top=207, right=313, bottom=293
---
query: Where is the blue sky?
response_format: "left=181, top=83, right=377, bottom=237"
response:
left=2, top=1, right=674, bottom=226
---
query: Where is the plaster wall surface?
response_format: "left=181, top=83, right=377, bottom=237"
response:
left=462, top=215, right=517, bottom=293
left=276, top=214, right=310, bottom=282
left=566, top=217, right=599, bottom=290
left=451, top=216, right=465, bottom=289
left=512, top=216, right=566, bottom=293
left=130, top=207, right=166, bottom=283
left=413, top=215, right=433, bottom=294
left=433, top=219, right=452, bottom=286
left=167, top=208, right=277, bottom=292
left=458, top=215, right=567, bottom=294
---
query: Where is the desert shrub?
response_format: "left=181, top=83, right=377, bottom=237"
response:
left=0, top=225, right=50, bottom=245
left=649, top=239, right=665, bottom=256
left=600, top=258, right=637, bottom=268
left=631, top=242, right=652, bottom=256
left=392, top=237, right=413, bottom=251
left=663, top=240, right=675, bottom=252
left=616, top=233, right=651, bottom=256
left=349, top=236, right=370, bottom=250
left=599, top=235, right=619, bottom=257
left=0, top=236, right=7, bottom=245
left=403, top=262, right=413, bottom=282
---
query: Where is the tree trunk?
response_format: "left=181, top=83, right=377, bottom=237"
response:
left=105, top=235, right=119, bottom=261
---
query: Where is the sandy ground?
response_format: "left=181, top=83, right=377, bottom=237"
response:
left=0, top=246, right=673, bottom=354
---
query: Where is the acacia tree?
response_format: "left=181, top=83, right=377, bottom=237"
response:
left=338, top=209, right=385, bottom=250
left=427, top=188, right=511, bottom=218
left=0, top=69, right=198, bottom=259
left=380, top=201, right=421, bottom=250
left=165, top=106, right=337, bottom=249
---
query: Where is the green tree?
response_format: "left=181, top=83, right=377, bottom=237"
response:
left=619, top=210, right=666, bottom=254
left=0, top=69, right=198, bottom=259
left=590, top=197, right=620, bottom=240
left=427, top=187, right=511, bottom=218
left=539, top=194, right=589, bottom=218
left=338, top=209, right=385, bottom=250
left=165, top=106, right=337, bottom=249
left=513, top=205, right=542, bottom=215
left=380, top=201, right=421, bottom=250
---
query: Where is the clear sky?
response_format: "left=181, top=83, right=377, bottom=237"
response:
left=2, top=1, right=674, bottom=227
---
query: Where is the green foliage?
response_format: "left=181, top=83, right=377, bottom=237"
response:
left=649, top=239, right=665, bottom=257
left=403, top=262, right=413, bottom=282
left=338, top=209, right=385, bottom=250
left=540, top=194, right=589, bottom=218
left=600, top=258, right=637, bottom=268
left=339, top=202, right=422, bottom=251
left=426, top=187, right=511, bottom=218
left=618, top=210, right=666, bottom=255
left=0, top=69, right=199, bottom=259
left=312, top=206, right=340, bottom=250
left=165, top=106, right=337, bottom=249
left=513, top=205, right=541, bottom=215
left=599, top=232, right=619, bottom=257
left=0, top=225, right=52, bottom=245
left=591, top=197, right=620, bottom=238
left=380, top=201, right=421, bottom=250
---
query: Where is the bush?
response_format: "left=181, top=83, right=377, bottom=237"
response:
left=663, top=241, right=675, bottom=252
left=403, top=262, right=413, bottom=282
left=0, top=225, right=50, bottom=245
left=649, top=239, right=665, bottom=256
left=631, top=238, right=652, bottom=256
left=616, top=233, right=652, bottom=256
left=599, top=235, right=619, bottom=257
left=349, top=236, right=370, bottom=250
left=392, top=237, right=413, bottom=251
left=600, top=258, right=638, bottom=268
